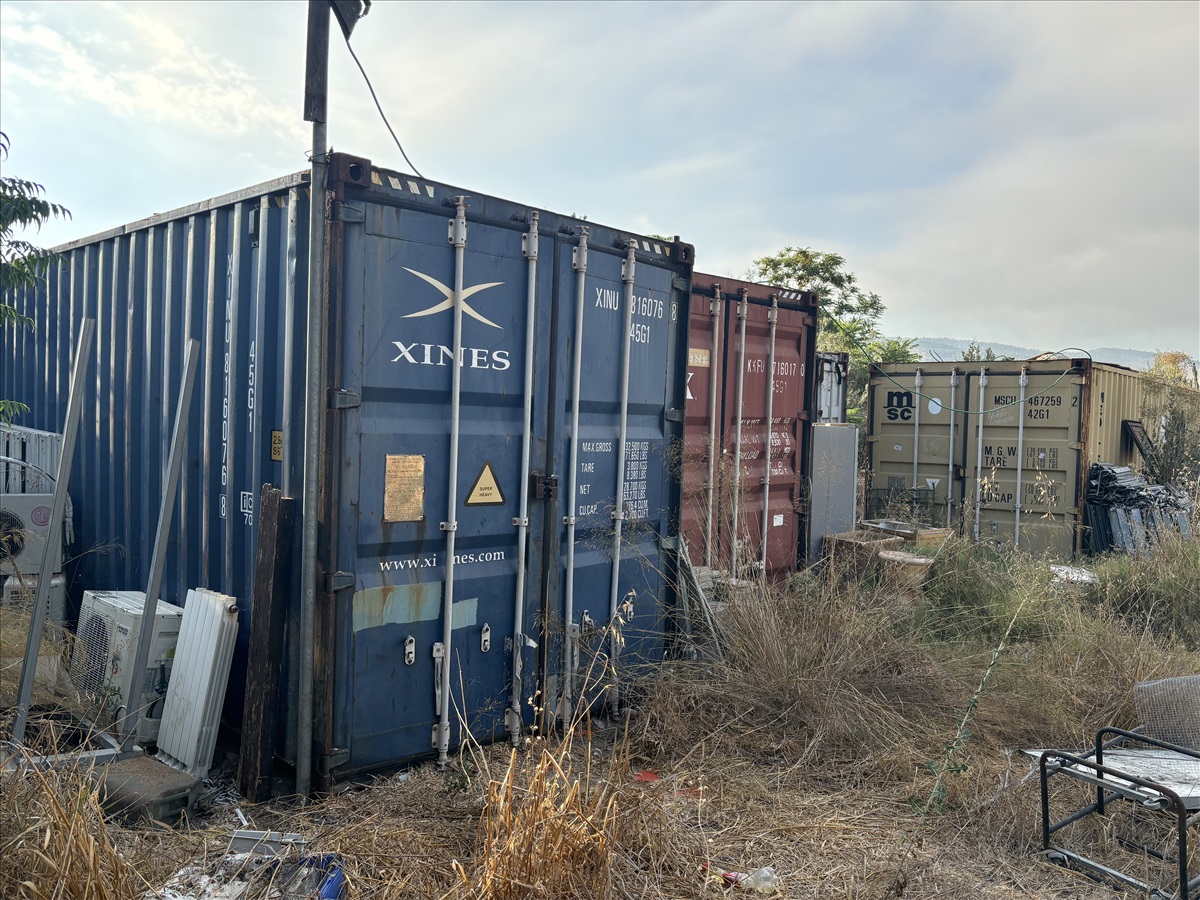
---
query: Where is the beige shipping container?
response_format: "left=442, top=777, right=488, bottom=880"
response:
left=866, top=358, right=1147, bottom=557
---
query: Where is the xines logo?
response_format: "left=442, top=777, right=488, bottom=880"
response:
left=391, top=267, right=511, bottom=371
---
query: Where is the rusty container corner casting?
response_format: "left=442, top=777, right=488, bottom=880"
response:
left=2, top=152, right=696, bottom=782
left=866, top=358, right=1151, bottom=556
left=681, top=275, right=819, bottom=577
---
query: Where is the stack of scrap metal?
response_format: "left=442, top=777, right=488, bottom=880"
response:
left=1083, top=463, right=1193, bottom=554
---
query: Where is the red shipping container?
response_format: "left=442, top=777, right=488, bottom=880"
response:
left=682, top=275, right=818, bottom=577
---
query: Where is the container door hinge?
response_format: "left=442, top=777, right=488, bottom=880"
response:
left=480, top=624, right=491, bottom=653
left=665, top=407, right=685, bottom=423
left=330, top=389, right=360, bottom=409
left=867, top=435, right=880, bottom=443
left=320, top=748, right=350, bottom=776
left=325, top=571, right=354, bottom=593
left=660, top=535, right=681, bottom=551
left=336, top=203, right=365, bottom=223
left=531, top=473, right=558, bottom=500
left=672, top=276, right=690, bottom=293
left=504, top=707, right=522, bottom=734
left=404, top=635, right=415, bottom=665
left=798, top=410, right=811, bottom=421
left=1068, top=442, right=1083, bottom=450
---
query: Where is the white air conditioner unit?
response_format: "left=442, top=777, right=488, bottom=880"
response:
left=2, top=572, right=68, bottom=627
left=0, top=493, right=65, bottom=577
left=70, top=590, right=183, bottom=739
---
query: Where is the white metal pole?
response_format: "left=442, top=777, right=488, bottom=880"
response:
left=730, top=290, right=748, bottom=579
left=436, top=196, right=469, bottom=765
left=973, top=367, right=988, bottom=541
left=947, top=368, right=958, bottom=528
left=12, top=318, right=95, bottom=743
left=1014, top=366, right=1029, bottom=548
left=912, top=368, right=923, bottom=489
left=560, top=227, right=588, bottom=724
left=607, top=238, right=636, bottom=717
left=758, top=295, right=778, bottom=575
left=704, top=285, right=722, bottom=567
left=507, top=212, right=539, bottom=745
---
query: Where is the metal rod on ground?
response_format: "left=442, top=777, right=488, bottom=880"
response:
left=12, top=318, right=95, bottom=744
left=119, top=339, right=200, bottom=750
left=297, top=0, right=331, bottom=797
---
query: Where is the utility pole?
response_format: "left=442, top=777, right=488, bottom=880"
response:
left=297, top=0, right=368, bottom=801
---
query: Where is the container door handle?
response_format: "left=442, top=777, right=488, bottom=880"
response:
left=432, top=642, right=445, bottom=715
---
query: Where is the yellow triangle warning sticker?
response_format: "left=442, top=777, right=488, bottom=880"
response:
left=465, top=461, right=506, bottom=506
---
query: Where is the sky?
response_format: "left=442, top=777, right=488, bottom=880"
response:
left=1, top=0, right=1197, bottom=357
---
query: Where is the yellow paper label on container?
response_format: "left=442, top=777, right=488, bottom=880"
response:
left=384, top=455, right=425, bottom=521
left=270, top=430, right=283, bottom=462
left=465, top=461, right=505, bottom=506
left=688, top=348, right=710, bottom=368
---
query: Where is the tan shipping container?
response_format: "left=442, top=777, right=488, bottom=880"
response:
left=866, top=358, right=1149, bottom=556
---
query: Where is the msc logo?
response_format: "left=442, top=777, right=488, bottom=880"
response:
left=392, top=268, right=511, bottom=371
left=885, top=390, right=914, bottom=421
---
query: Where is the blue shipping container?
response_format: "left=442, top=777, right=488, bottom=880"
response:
left=3, top=153, right=694, bottom=780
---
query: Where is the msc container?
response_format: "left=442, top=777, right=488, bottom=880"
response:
left=681, top=275, right=818, bottom=576
left=815, top=351, right=850, bottom=423
left=866, top=359, right=1148, bottom=556
left=3, top=153, right=695, bottom=782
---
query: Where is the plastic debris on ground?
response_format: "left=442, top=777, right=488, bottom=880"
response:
left=701, top=862, right=782, bottom=893
left=149, top=831, right=344, bottom=900
left=1048, top=564, right=1098, bottom=587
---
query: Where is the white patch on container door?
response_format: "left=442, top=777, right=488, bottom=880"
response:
left=465, top=461, right=505, bottom=506
left=772, top=513, right=784, bottom=527
left=926, top=478, right=940, bottom=492
left=928, top=398, right=942, bottom=415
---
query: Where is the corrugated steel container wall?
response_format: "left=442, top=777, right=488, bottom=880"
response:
left=5, top=155, right=694, bottom=780
left=866, top=359, right=1147, bottom=556
left=815, top=351, right=850, bottom=423
left=681, top=276, right=818, bottom=575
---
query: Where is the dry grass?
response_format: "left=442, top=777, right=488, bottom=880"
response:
left=1, top=536, right=1197, bottom=899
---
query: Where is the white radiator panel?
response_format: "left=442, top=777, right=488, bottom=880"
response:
left=157, top=588, right=239, bottom=779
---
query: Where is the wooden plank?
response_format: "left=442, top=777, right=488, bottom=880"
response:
left=237, top=485, right=293, bottom=802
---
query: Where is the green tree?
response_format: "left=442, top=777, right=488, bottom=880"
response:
left=961, top=340, right=996, bottom=362
left=1140, top=350, right=1200, bottom=487
left=752, top=246, right=884, bottom=345
left=1, top=131, right=70, bottom=423
left=868, top=336, right=922, bottom=364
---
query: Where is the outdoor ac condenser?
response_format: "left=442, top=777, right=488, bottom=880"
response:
left=70, top=590, right=183, bottom=739
left=0, top=493, right=64, bottom=577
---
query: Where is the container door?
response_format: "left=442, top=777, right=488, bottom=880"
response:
left=334, top=200, right=550, bottom=773
left=868, top=369, right=965, bottom=526
left=962, top=367, right=1083, bottom=555
left=549, top=236, right=686, bottom=718
left=681, top=287, right=721, bottom=567
left=719, top=300, right=812, bottom=577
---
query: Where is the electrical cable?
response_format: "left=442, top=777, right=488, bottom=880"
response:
left=822, top=308, right=1092, bottom=415
left=340, top=32, right=424, bottom=178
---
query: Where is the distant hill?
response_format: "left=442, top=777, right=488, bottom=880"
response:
left=912, top=338, right=1154, bottom=371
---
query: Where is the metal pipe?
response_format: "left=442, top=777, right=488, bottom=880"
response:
left=704, top=284, right=722, bottom=567
left=296, top=118, right=328, bottom=798
left=436, top=196, right=469, bottom=765
left=912, top=368, right=923, bottom=489
left=607, top=238, right=637, bottom=716
left=507, top=211, right=539, bottom=745
left=730, top=289, right=748, bottom=579
left=12, top=318, right=95, bottom=743
left=1014, top=366, right=1029, bottom=548
left=119, top=338, right=200, bottom=750
left=973, top=367, right=988, bottom=541
left=758, top=295, right=778, bottom=576
left=560, top=227, right=588, bottom=724
left=947, top=368, right=958, bottom=527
